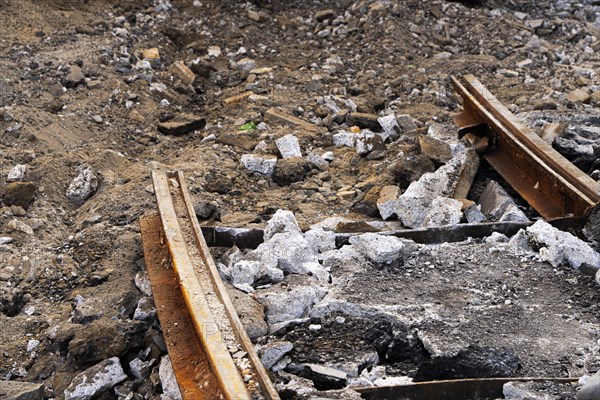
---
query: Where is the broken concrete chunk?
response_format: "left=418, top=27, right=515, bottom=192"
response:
left=306, top=152, right=329, bottom=170
left=349, top=233, right=417, bottom=264
left=240, top=154, right=277, bottom=176
left=264, top=209, right=302, bottom=241
left=133, top=296, right=156, bottom=321
left=304, top=228, right=337, bottom=254
left=377, top=114, right=399, bottom=133
left=377, top=185, right=401, bottom=220
left=7, top=164, right=26, bottom=182
left=256, top=278, right=328, bottom=324
left=498, top=203, right=529, bottom=223
left=255, top=232, right=318, bottom=275
left=464, top=204, right=486, bottom=223
left=356, top=132, right=386, bottom=158
left=260, top=341, right=294, bottom=370
left=333, top=131, right=359, bottom=147
left=64, top=65, right=85, bottom=88
left=503, top=381, right=554, bottom=400
left=540, top=122, right=567, bottom=144
left=66, top=166, right=98, bottom=204
left=134, top=271, right=152, bottom=297
left=237, top=58, right=256, bottom=72
left=419, top=135, right=453, bottom=164
left=2, top=182, right=37, bottom=210
left=7, top=219, right=34, bottom=235
left=64, top=357, right=127, bottom=400
left=478, top=180, right=527, bottom=222
left=129, top=358, right=154, bottom=380
left=421, top=197, right=463, bottom=227
left=275, top=134, right=302, bottom=158
left=526, top=220, right=600, bottom=270
left=158, top=113, right=206, bottom=135
left=159, top=356, right=182, bottom=400
left=396, top=151, right=476, bottom=228
left=228, top=287, right=268, bottom=341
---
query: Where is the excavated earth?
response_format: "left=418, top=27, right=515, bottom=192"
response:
left=1, top=0, right=600, bottom=399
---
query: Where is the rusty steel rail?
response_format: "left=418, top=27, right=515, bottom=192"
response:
left=452, top=74, right=600, bottom=219
left=140, top=170, right=279, bottom=400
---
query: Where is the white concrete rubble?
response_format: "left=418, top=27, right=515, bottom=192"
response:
left=66, top=166, right=98, bottom=203
left=304, top=228, right=337, bottom=254
left=333, top=131, right=359, bottom=147
left=421, top=197, right=463, bottom=227
left=276, top=134, right=302, bottom=158
left=159, top=356, right=182, bottom=400
left=240, top=154, right=277, bottom=176
left=348, top=233, right=417, bottom=264
left=64, top=357, right=127, bottom=400
left=256, top=282, right=328, bottom=324
left=396, top=152, right=474, bottom=228
left=260, top=341, right=294, bottom=370
left=264, top=209, right=302, bottom=241
left=526, top=220, right=600, bottom=270
left=7, top=164, right=26, bottom=182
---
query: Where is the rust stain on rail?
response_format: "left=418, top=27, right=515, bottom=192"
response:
left=452, top=75, right=600, bottom=219
left=141, top=170, right=280, bottom=400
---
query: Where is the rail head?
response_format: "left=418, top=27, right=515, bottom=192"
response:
left=150, top=170, right=280, bottom=400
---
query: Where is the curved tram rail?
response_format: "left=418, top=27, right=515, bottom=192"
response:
left=140, top=171, right=279, bottom=400
left=452, top=74, right=600, bottom=219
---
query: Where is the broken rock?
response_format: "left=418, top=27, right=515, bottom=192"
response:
left=264, top=209, right=302, bottom=241
left=66, top=166, right=98, bottom=204
left=2, top=182, right=37, bottom=210
left=157, top=113, right=206, bottom=135
left=260, top=341, right=293, bottom=370
left=301, top=363, right=348, bottom=390
left=377, top=185, right=401, bottom=220
left=526, top=220, right=600, bottom=270
left=419, top=134, right=453, bottom=164
left=7, top=164, right=26, bottom=182
left=478, top=180, right=528, bottom=222
left=396, top=151, right=477, bottom=228
left=159, top=356, right=182, bottom=400
left=349, top=233, right=417, bottom=264
left=0, top=380, right=44, bottom=400
left=346, top=112, right=381, bottom=131
left=275, top=134, right=302, bottom=158
left=421, top=197, right=463, bottom=227
left=64, top=357, right=127, bottom=400
left=241, top=154, right=277, bottom=176
left=256, top=276, right=328, bottom=325
left=168, top=61, right=195, bottom=86
left=273, top=157, right=312, bottom=186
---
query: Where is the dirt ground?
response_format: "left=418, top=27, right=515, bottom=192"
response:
left=1, top=0, right=599, bottom=399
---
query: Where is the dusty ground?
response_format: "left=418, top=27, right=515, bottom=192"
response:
left=1, top=0, right=599, bottom=399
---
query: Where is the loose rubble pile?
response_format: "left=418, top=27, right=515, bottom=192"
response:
left=212, top=209, right=600, bottom=397
left=1, top=0, right=600, bottom=399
